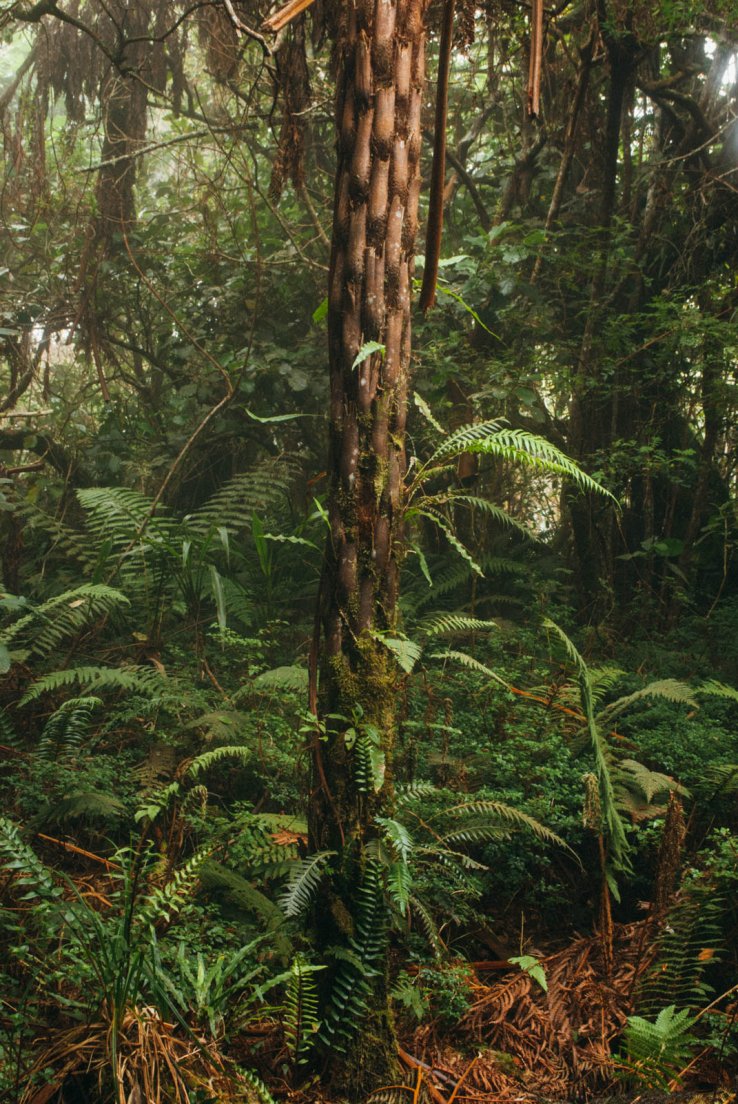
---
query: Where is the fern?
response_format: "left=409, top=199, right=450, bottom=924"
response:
left=440, top=799, right=573, bottom=852
left=199, top=861, right=292, bottom=960
left=434, top=648, right=511, bottom=689
left=0, top=584, right=129, bottom=663
left=544, top=619, right=630, bottom=873
left=424, top=422, right=616, bottom=500
left=419, top=612, right=499, bottom=638
left=19, top=664, right=166, bottom=705
left=36, top=790, right=124, bottom=828
left=279, top=851, right=336, bottom=919
left=284, top=954, right=324, bottom=1064
left=253, top=665, right=309, bottom=691
left=598, top=678, right=698, bottom=722
left=416, top=508, right=484, bottom=576
left=636, top=872, right=725, bottom=1016
left=186, top=744, right=251, bottom=780
left=0, top=816, right=61, bottom=902
left=38, top=695, right=102, bottom=760
left=376, top=817, right=414, bottom=916
left=621, top=1006, right=697, bottom=1089
left=321, top=860, right=386, bottom=1050
left=187, top=458, right=296, bottom=536
left=137, top=849, right=209, bottom=928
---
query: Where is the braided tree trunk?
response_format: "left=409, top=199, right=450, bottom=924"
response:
left=309, top=0, right=429, bottom=1089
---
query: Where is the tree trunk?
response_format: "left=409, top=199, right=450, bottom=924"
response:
left=308, top=0, right=429, bottom=1092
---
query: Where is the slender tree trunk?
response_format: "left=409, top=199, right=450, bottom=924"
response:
left=308, top=0, right=429, bottom=1091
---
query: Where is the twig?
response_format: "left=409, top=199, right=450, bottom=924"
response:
left=262, top=0, right=318, bottom=34
left=36, top=833, right=121, bottom=871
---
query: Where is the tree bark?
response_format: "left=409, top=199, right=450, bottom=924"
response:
left=308, top=0, right=429, bottom=1091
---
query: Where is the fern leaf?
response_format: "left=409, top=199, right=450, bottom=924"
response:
left=279, top=851, right=336, bottom=919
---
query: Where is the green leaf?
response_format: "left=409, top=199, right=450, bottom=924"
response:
left=373, top=632, right=422, bottom=674
left=244, top=408, right=311, bottom=423
left=352, top=341, right=385, bottom=370
left=312, top=297, right=328, bottom=324
left=509, top=955, right=548, bottom=992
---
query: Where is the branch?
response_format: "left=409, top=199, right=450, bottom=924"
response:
left=0, top=429, right=90, bottom=484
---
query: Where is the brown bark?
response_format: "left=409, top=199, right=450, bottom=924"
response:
left=313, top=0, right=429, bottom=848
left=308, top=0, right=429, bottom=1089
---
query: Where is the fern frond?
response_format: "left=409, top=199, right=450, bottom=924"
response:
left=441, top=800, right=572, bottom=852
left=424, top=492, right=536, bottom=537
left=419, top=612, right=499, bottom=638
left=544, top=618, right=630, bottom=872
left=198, top=861, right=292, bottom=960
left=253, top=665, right=308, bottom=692
left=418, top=509, right=484, bottom=576
left=186, top=744, right=251, bottom=780
left=599, top=679, right=698, bottom=722
left=0, top=817, right=60, bottom=901
left=38, top=695, right=102, bottom=760
left=36, top=790, right=124, bottom=827
left=433, top=649, right=511, bottom=689
left=428, top=423, right=616, bottom=500
left=19, top=664, right=166, bottom=705
left=1, top=584, right=129, bottom=661
left=698, top=679, right=738, bottom=703
left=284, top=954, right=324, bottom=1064
left=137, top=849, right=209, bottom=928
left=408, top=894, right=443, bottom=956
left=279, top=851, right=336, bottom=919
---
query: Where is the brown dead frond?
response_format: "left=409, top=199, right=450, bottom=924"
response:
left=410, top=921, right=660, bottom=1101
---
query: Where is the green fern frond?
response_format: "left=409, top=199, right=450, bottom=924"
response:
left=441, top=800, right=572, bottom=852
left=395, top=781, right=438, bottom=804
left=186, top=744, right=251, bottom=780
left=38, top=695, right=102, bottom=760
left=36, top=790, right=124, bottom=827
left=279, top=851, right=336, bottom=919
left=543, top=619, right=630, bottom=872
left=234, top=1066, right=279, bottom=1104
left=284, top=954, right=324, bottom=1064
left=599, top=679, right=698, bottom=722
left=433, top=649, right=511, bottom=689
left=428, top=423, right=616, bottom=500
left=423, top=492, right=536, bottom=537
left=1, top=584, right=129, bottom=661
left=188, top=458, right=297, bottom=536
left=198, top=861, right=292, bottom=960
left=0, top=816, right=60, bottom=902
left=253, top=665, right=309, bottom=692
left=19, top=664, right=166, bottom=705
left=621, top=1006, right=697, bottom=1089
left=698, top=679, right=738, bottom=703
left=408, top=894, right=443, bottom=956
left=417, top=509, right=484, bottom=576
left=419, top=612, right=499, bottom=638
left=138, top=849, right=209, bottom=928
